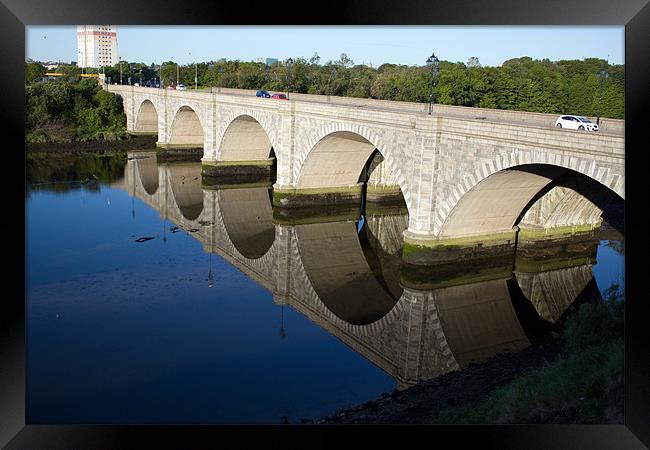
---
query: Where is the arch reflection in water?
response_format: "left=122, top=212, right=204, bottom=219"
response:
left=217, top=187, right=275, bottom=259
left=121, top=156, right=606, bottom=390
left=167, top=163, right=203, bottom=221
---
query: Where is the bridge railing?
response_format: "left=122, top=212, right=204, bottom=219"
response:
left=212, top=87, right=624, bottom=135
left=107, top=85, right=624, bottom=136
left=440, top=115, right=625, bottom=157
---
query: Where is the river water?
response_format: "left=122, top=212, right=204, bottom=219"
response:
left=26, top=152, right=624, bottom=424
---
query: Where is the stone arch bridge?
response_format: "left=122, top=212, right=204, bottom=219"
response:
left=118, top=154, right=605, bottom=388
left=108, top=85, right=624, bottom=252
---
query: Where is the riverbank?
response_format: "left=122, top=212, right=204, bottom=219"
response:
left=314, top=339, right=564, bottom=424
left=26, top=134, right=158, bottom=155
left=314, top=291, right=624, bottom=425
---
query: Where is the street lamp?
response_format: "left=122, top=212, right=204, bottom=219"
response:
left=329, top=67, right=337, bottom=95
left=161, top=62, right=165, bottom=88
left=286, top=57, right=294, bottom=99
left=426, top=53, right=440, bottom=115
left=189, top=52, right=197, bottom=90
left=78, top=50, right=85, bottom=75
left=596, top=66, right=609, bottom=126
left=119, top=57, right=123, bottom=84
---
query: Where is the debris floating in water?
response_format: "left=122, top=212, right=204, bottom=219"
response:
left=170, top=226, right=180, bottom=233
left=135, top=236, right=155, bottom=243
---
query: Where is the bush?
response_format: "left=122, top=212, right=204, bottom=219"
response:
left=563, top=283, right=624, bottom=355
left=25, top=79, right=127, bottom=143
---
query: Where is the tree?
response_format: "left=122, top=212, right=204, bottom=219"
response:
left=309, top=52, right=321, bottom=65
left=467, top=57, right=481, bottom=68
left=337, top=53, right=354, bottom=68
left=26, top=62, right=45, bottom=84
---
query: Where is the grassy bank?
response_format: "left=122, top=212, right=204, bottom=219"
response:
left=430, top=284, right=624, bottom=424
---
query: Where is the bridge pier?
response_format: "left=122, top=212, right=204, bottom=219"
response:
left=271, top=183, right=363, bottom=209
left=202, top=158, right=276, bottom=188
left=401, top=228, right=519, bottom=267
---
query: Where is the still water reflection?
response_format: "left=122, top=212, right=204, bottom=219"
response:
left=26, top=152, right=624, bottom=424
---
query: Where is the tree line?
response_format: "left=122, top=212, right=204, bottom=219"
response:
left=25, top=54, right=624, bottom=143
left=93, top=54, right=623, bottom=119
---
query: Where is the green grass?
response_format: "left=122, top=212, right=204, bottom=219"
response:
left=430, top=285, right=624, bottom=424
left=431, top=339, right=623, bottom=424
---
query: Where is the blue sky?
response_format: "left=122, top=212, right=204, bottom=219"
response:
left=26, top=26, right=624, bottom=67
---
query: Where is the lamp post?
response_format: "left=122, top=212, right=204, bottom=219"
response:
left=329, top=67, right=337, bottom=96
left=596, top=66, right=609, bottom=126
left=119, top=57, right=123, bottom=84
left=286, top=57, right=294, bottom=99
left=426, top=53, right=440, bottom=115
left=189, top=52, right=197, bottom=90
left=78, top=50, right=85, bottom=75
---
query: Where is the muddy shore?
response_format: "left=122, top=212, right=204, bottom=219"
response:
left=314, top=338, right=565, bottom=424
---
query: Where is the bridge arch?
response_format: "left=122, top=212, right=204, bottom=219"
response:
left=437, top=163, right=624, bottom=239
left=216, top=113, right=278, bottom=162
left=134, top=99, right=159, bottom=134
left=167, top=105, right=205, bottom=149
left=295, top=124, right=412, bottom=211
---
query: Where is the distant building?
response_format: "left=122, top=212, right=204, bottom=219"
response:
left=254, top=57, right=279, bottom=66
left=77, top=25, right=119, bottom=69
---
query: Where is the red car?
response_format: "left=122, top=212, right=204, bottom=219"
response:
left=271, top=93, right=288, bottom=100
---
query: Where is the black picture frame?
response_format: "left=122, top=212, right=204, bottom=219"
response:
left=2, top=0, right=649, bottom=448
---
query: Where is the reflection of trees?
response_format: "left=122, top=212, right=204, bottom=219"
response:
left=605, top=239, right=625, bottom=256
left=26, top=152, right=128, bottom=190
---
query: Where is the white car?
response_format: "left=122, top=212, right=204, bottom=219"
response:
left=177, top=84, right=187, bottom=91
left=555, top=115, right=599, bottom=132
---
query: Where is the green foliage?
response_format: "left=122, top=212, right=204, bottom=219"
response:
left=563, top=284, right=624, bottom=355
left=95, top=56, right=623, bottom=118
left=432, top=338, right=623, bottom=424
left=26, top=62, right=46, bottom=83
left=25, top=56, right=624, bottom=143
left=429, top=284, right=624, bottom=424
left=25, top=78, right=126, bottom=143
